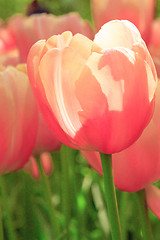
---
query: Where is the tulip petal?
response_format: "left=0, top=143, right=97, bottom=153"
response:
left=94, top=20, right=142, bottom=50
left=145, top=184, right=160, bottom=218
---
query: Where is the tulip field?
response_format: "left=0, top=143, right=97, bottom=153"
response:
left=1, top=0, right=160, bottom=239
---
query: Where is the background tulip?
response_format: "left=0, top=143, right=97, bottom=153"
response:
left=148, top=19, right=160, bottom=77
left=0, top=65, right=38, bottom=174
left=8, top=12, right=94, bottom=62
left=24, top=152, right=53, bottom=179
left=0, top=26, right=16, bottom=54
left=27, top=20, right=157, bottom=154
left=91, top=0, right=155, bottom=44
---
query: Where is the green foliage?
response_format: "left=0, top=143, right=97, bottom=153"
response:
left=37, top=0, right=92, bottom=22
left=0, top=0, right=32, bottom=21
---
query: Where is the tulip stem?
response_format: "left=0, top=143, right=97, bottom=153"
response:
left=0, top=175, right=16, bottom=240
left=119, top=192, right=128, bottom=240
left=0, top=198, right=4, bottom=240
left=100, top=153, right=122, bottom=240
left=135, top=190, right=153, bottom=240
left=37, top=158, right=60, bottom=239
left=60, top=145, right=71, bottom=239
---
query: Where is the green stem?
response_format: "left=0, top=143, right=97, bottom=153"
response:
left=135, top=190, right=153, bottom=240
left=100, top=153, right=122, bottom=240
left=60, top=145, right=71, bottom=239
left=37, top=158, right=60, bottom=239
left=0, top=175, right=16, bottom=240
left=0, top=199, right=4, bottom=240
left=119, top=192, right=129, bottom=240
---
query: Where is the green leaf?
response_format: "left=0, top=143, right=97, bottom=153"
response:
left=0, top=0, right=32, bottom=21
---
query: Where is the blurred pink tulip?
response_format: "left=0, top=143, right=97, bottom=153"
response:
left=91, top=0, right=155, bottom=43
left=0, top=65, right=38, bottom=174
left=0, top=20, right=19, bottom=67
left=0, top=22, right=16, bottom=54
left=8, top=13, right=94, bottom=62
left=145, top=184, right=160, bottom=219
left=148, top=19, right=160, bottom=77
left=27, top=20, right=157, bottom=154
left=24, top=152, right=53, bottom=179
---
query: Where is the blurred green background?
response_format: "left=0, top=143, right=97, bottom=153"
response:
left=0, top=0, right=92, bottom=22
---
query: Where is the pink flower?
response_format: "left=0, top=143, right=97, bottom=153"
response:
left=24, top=152, right=53, bottom=179
left=0, top=20, right=19, bottom=67
left=8, top=13, right=94, bottom=63
left=0, top=21, right=16, bottom=54
left=91, top=0, right=155, bottom=44
left=27, top=20, right=157, bottom=154
left=0, top=65, right=38, bottom=174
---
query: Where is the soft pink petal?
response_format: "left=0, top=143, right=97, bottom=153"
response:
left=27, top=37, right=77, bottom=149
left=145, top=184, right=160, bottom=218
left=94, top=20, right=142, bottom=49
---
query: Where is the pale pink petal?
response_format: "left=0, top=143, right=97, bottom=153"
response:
left=27, top=37, right=77, bottom=149
left=94, top=20, right=142, bottom=50
left=145, top=184, right=160, bottom=218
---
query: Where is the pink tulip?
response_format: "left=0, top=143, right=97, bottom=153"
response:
left=8, top=13, right=94, bottom=63
left=145, top=184, right=160, bottom=219
left=0, top=20, right=19, bottom=67
left=24, top=152, right=53, bottom=179
left=91, top=0, right=155, bottom=43
left=0, top=22, right=16, bottom=54
left=0, top=65, right=38, bottom=174
left=27, top=20, right=157, bottom=154
left=148, top=19, right=160, bottom=77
